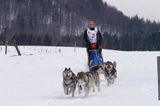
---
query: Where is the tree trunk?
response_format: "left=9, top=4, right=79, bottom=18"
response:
left=5, top=41, right=8, bottom=55
left=13, top=39, right=21, bottom=56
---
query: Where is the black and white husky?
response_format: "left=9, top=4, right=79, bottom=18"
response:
left=62, top=68, right=77, bottom=97
left=103, top=61, right=117, bottom=86
left=77, top=69, right=100, bottom=97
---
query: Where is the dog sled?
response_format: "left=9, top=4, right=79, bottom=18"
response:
left=88, top=49, right=104, bottom=68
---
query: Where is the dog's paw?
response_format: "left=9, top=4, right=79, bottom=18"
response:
left=113, top=61, right=117, bottom=68
left=92, top=88, right=95, bottom=92
left=98, top=87, right=100, bottom=92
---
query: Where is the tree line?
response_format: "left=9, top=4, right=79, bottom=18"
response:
left=0, top=0, right=160, bottom=51
left=1, top=31, right=160, bottom=51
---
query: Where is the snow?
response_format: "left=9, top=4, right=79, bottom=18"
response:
left=0, top=46, right=160, bottom=106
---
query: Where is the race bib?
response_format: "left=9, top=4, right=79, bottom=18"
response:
left=87, top=28, right=98, bottom=43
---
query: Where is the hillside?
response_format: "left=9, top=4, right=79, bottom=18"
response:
left=0, top=0, right=160, bottom=46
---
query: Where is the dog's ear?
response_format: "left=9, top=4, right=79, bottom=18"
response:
left=63, top=68, right=66, bottom=76
left=68, top=68, right=71, bottom=70
left=106, top=61, right=110, bottom=65
left=113, top=61, right=117, bottom=68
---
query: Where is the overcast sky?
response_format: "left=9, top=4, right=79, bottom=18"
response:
left=103, top=0, right=160, bottom=22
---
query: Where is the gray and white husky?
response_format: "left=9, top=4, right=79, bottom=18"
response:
left=103, top=61, right=117, bottom=86
left=77, top=69, right=100, bottom=97
left=62, top=68, right=77, bottom=97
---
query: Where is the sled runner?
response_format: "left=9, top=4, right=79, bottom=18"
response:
left=88, top=49, right=104, bottom=68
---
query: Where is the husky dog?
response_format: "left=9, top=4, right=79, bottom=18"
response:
left=77, top=70, right=100, bottom=97
left=90, top=66, right=101, bottom=91
left=63, top=68, right=77, bottom=97
left=103, top=61, right=117, bottom=86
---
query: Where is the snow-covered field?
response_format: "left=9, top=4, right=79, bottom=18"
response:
left=0, top=46, right=160, bottom=106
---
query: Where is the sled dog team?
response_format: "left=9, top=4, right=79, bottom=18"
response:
left=62, top=61, right=117, bottom=97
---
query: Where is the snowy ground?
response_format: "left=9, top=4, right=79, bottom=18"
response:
left=0, top=46, right=160, bottom=106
